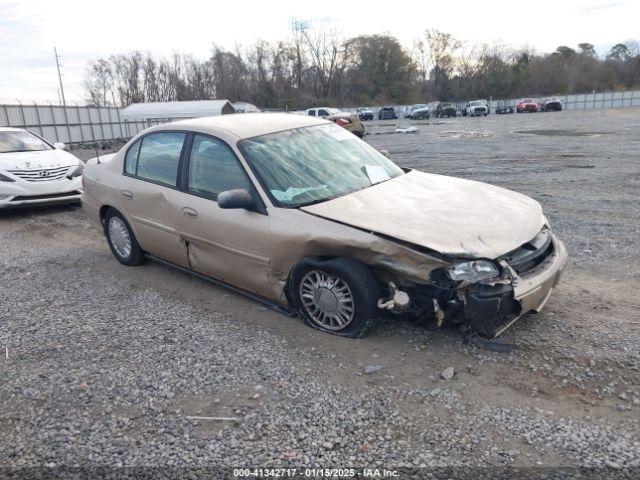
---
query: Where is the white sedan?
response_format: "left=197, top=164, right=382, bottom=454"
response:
left=0, top=127, right=84, bottom=209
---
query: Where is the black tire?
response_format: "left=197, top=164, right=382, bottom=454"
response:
left=104, top=208, right=145, bottom=266
left=289, top=257, right=380, bottom=338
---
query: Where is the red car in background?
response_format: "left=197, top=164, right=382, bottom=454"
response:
left=517, top=98, right=540, bottom=113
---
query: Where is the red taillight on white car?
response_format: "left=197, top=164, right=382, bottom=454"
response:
left=336, top=118, right=351, bottom=126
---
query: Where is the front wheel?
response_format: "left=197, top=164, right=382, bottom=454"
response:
left=289, top=258, right=380, bottom=338
left=104, top=209, right=145, bottom=266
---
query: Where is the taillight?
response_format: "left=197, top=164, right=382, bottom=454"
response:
left=336, top=118, right=350, bottom=126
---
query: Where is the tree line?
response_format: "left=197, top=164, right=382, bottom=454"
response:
left=84, top=24, right=640, bottom=109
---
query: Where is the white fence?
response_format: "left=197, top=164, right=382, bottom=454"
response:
left=346, top=89, right=640, bottom=117
left=2, top=89, right=640, bottom=145
left=487, top=89, right=640, bottom=111
left=0, top=103, right=149, bottom=145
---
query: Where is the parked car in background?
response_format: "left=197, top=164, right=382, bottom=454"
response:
left=540, top=98, right=563, bottom=112
left=516, top=99, right=540, bottom=113
left=82, top=113, right=567, bottom=339
left=354, top=108, right=374, bottom=121
left=327, top=112, right=366, bottom=138
left=378, top=106, right=397, bottom=120
left=306, top=107, right=341, bottom=117
left=464, top=100, right=489, bottom=117
left=0, top=127, right=83, bottom=209
left=405, top=104, right=431, bottom=120
left=435, top=102, right=457, bottom=118
left=495, top=101, right=514, bottom=114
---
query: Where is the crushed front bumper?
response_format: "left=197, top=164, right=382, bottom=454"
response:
left=466, top=233, right=567, bottom=335
left=413, top=233, right=567, bottom=337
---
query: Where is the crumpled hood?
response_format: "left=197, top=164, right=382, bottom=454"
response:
left=301, top=170, right=545, bottom=259
left=0, top=149, right=78, bottom=171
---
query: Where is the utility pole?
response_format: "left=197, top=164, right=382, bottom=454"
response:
left=54, top=47, right=66, bottom=107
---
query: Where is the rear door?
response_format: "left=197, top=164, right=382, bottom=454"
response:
left=175, top=133, right=272, bottom=297
left=118, top=131, right=189, bottom=267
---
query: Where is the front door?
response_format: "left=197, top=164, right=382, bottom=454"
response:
left=118, top=131, right=189, bottom=267
left=176, top=133, right=272, bottom=297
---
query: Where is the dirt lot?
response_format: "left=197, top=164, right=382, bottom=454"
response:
left=1, top=108, right=639, bottom=476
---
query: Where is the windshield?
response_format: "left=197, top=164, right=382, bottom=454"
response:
left=412, top=104, right=428, bottom=110
left=238, top=123, right=404, bottom=207
left=470, top=101, right=484, bottom=106
left=0, top=130, right=52, bottom=153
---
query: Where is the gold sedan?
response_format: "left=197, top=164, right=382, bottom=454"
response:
left=82, top=113, right=566, bottom=338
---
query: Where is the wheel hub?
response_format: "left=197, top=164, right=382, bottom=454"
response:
left=299, top=270, right=355, bottom=331
left=108, top=217, right=132, bottom=259
left=316, top=287, right=339, bottom=312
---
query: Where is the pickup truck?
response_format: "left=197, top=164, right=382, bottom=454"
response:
left=435, top=102, right=457, bottom=118
left=306, top=107, right=341, bottom=117
left=463, top=100, right=489, bottom=117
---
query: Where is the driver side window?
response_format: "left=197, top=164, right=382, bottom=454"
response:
left=187, top=135, right=253, bottom=200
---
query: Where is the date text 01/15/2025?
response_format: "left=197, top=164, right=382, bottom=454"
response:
left=232, top=468, right=399, bottom=477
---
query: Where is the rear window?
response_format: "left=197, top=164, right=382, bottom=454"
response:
left=125, top=132, right=186, bottom=187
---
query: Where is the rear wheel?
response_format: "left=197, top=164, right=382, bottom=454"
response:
left=104, top=209, right=145, bottom=266
left=290, top=258, right=379, bottom=338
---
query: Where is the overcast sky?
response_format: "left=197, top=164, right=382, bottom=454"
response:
left=1, top=0, right=638, bottom=104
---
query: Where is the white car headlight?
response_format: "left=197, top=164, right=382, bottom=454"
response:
left=68, top=162, right=85, bottom=178
left=446, top=260, right=500, bottom=282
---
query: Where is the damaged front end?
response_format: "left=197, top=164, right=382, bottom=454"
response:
left=379, top=228, right=567, bottom=339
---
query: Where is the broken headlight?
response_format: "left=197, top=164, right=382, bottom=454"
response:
left=446, top=260, right=499, bottom=282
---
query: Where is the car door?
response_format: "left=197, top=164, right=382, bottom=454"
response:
left=118, top=131, right=189, bottom=267
left=175, top=133, right=272, bottom=297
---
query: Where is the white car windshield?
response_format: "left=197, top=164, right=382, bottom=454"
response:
left=239, top=123, right=404, bottom=207
left=0, top=130, right=52, bottom=153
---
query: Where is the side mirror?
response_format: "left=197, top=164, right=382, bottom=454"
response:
left=54, top=142, right=66, bottom=150
left=217, top=189, right=254, bottom=210
left=379, top=149, right=390, bottom=158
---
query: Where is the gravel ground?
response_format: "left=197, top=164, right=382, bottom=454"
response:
left=1, top=108, right=639, bottom=478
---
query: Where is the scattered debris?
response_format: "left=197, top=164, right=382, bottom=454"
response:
left=466, top=333, right=514, bottom=353
left=185, top=416, right=239, bottom=421
left=440, top=367, right=455, bottom=380
left=394, top=126, right=419, bottom=134
left=363, top=364, right=384, bottom=374
left=439, top=130, right=493, bottom=138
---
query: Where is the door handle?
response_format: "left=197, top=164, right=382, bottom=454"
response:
left=121, top=190, right=134, bottom=200
left=182, top=207, right=198, bottom=219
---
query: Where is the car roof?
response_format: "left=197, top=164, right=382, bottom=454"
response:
left=151, top=113, right=329, bottom=141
